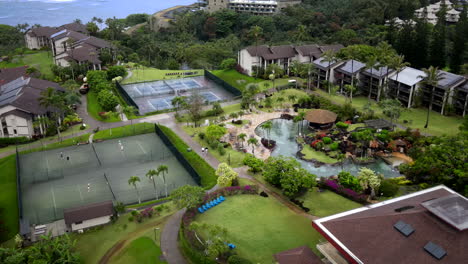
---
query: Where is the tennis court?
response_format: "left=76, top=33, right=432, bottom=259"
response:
left=121, top=76, right=236, bottom=114
left=19, top=133, right=198, bottom=225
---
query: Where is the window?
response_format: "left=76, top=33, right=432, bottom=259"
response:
left=13, top=129, right=17, bottom=135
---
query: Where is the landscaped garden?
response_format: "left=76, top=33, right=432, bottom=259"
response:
left=0, top=51, right=54, bottom=79
left=299, top=188, right=361, bottom=217
left=109, top=237, right=164, bottom=264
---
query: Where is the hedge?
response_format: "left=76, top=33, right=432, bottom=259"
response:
left=158, top=125, right=217, bottom=189
left=0, top=137, right=31, bottom=148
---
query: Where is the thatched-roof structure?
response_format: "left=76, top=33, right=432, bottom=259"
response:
left=305, top=109, right=337, bottom=129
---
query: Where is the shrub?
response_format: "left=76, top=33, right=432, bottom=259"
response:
left=322, top=137, right=332, bottom=144
left=220, top=58, right=237, bottom=70
left=217, top=143, right=226, bottom=155
left=131, top=210, right=138, bottom=216
left=128, top=216, right=134, bottom=222
left=0, top=137, right=31, bottom=148
left=320, top=178, right=368, bottom=203
left=107, top=65, right=127, bottom=80
left=228, top=255, right=253, bottom=264
left=198, top=132, right=205, bottom=140
left=379, top=179, right=399, bottom=197
left=336, top=121, right=349, bottom=129
left=243, top=154, right=264, bottom=173
left=97, top=89, right=119, bottom=111
left=419, top=182, right=430, bottom=189
left=330, top=142, right=339, bottom=151
left=337, top=171, right=362, bottom=192
left=158, top=125, right=216, bottom=188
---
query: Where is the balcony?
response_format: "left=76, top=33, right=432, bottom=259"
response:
left=316, top=241, right=349, bottom=264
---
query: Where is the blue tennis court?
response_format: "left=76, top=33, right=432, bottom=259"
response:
left=121, top=76, right=236, bottom=114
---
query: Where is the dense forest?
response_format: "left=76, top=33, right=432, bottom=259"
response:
left=1, top=0, right=467, bottom=73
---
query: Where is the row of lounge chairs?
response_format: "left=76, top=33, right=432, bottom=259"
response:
left=198, top=196, right=226, bottom=213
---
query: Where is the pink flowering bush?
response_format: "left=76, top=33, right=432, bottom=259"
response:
left=319, top=178, right=368, bottom=204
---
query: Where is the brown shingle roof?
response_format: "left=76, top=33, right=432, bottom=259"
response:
left=295, top=44, right=321, bottom=57
left=315, top=187, right=468, bottom=264
left=274, top=246, right=322, bottom=264
left=64, top=200, right=114, bottom=225
left=246, top=45, right=271, bottom=57
left=67, top=44, right=101, bottom=64
left=320, top=44, right=345, bottom=53
left=60, top=23, right=88, bottom=34
left=0, top=66, right=27, bottom=86
left=27, top=26, right=61, bottom=38
left=305, top=109, right=337, bottom=124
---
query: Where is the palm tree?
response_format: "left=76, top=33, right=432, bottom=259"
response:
left=344, top=84, right=357, bottom=103
left=321, top=50, right=336, bottom=93
left=420, top=66, right=443, bottom=129
left=249, top=25, right=263, bottom=79
left=146, top=169, right=159, bottom=199
left=305, top=63, right=316, bottom=91
left=171, top=96, right=187, bottom=114
left=39, top=87, right=65, bottom=139
left=388, top=55, right=410, bottom=104
left=157, top=165, right=169, bottom=197
left=128, top=176, right=141, bottom=204
left=365, top=55, right=378, bottom=99
left=344, top=48, right=359, bottom=92
left=238, top=133, right=247, bottom=148
left=294, top=24, right=309, bottom=42
left=247, top=137, right=258, bottom=156
left=289, top=61, right=302, bottom=88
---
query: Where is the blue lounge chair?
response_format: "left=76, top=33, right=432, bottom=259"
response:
left=216, top=197, right=222, bottom=203
left=220, top=196, right=225, bottom=201
left=202, top=205, right=207, bottom=210
left=198, top=208, right=204, bottom=213
left=206, top=204, right=211, bottom=209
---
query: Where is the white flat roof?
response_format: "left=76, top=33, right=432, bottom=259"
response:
left=389, top=67, right=426, bottom=86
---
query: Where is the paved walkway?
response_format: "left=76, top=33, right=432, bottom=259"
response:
left=160, top=209, right=188, bottom=264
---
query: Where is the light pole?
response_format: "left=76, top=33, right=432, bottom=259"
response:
left=154, top=227, right=160, bottom=242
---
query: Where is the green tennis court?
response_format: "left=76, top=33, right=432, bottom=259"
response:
left=19, top=133, right=197, bottom=225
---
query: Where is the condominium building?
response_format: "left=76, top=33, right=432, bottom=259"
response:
left=360, top=66, right=395, bottom=101
left=312, top=58, right=344, bottom=90
left=414, top=1, right=462, bottom=24
left=334, top=60, right=366, bottom=91
left=238, top=44, right=343, bottom=76
left=203, top=0, right=301, bottom=14
left=454, top=81, right=468, bottom=116
left=388, top=67, right=426, bottom=108
left=420, top=70, right=465, bottom=114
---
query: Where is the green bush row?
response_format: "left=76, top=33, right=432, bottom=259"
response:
left=179, top=227, right=217, bottom=264
left=158, top=125, right=217, bottom=189
left=0, top=137, right=31, bottom=148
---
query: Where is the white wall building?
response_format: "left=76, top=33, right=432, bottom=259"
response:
left=63, top=200, right=114, bottom=232
left=414, top=1, right=462, bottom=24
left=204, top=0, right=301, bottom=14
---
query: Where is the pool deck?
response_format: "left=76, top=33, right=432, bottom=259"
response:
left=222, top=109, right=288, bottom=160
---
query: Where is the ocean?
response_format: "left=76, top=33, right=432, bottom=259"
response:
left=0, top=0, right=196, bottom=27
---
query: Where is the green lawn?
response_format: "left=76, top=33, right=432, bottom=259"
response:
left=86, top=91, right=121, bottom=123
left=73, top=202, right=176, bottom=264
left=19, top=133, right=90, bottom=154
left=122, top=67, right=203, bottom=84
left=109, top=237, right=164, bottom=264
left=347, top=123, right=365, bottom=131
left=0, top=51, right=54, bottom=79
left=314, top=90, right=463, bottom=136
left=182, top=125, right=247, bottom=168
left=300, top=144, right=338, bottom=164
left=212, top=69, right=299, bottom=92
left=177, top=103, right=242, bottom=123
left=269, top=89, right=309, bottom=107
left=299, top=188, right=362, bottom=217
left=93, top=123, right=154, bottom=141
left=196, top=195, right=323, bottom=263
left=0, top=155, right=19, bottom=242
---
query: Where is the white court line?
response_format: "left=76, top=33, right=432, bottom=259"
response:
left=137, top=141, right=147, bottom=154
left=45, top=156, right=50, bottom=173
left=78, top=185, right=83, bottom=201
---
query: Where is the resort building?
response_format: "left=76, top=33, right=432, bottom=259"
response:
left=0, top=76, right=64, bottom=138
left=420, top=70, right=465, bottom=114
left=388, top=67, right=426, bottom=108
left=0, top=66, right=28, bottom=86
left=360, top=66, right=395, bottom=101
left=312, top=58, right=344, bottom=90
left=238, top=44, right=343, bottom=76
left=24, top=23, right=88, bottom=50
left=64, top=200, right=114, bottom=232
left=51, top=29, right=112, bottom=70
left=414, top=1, right=462, bottom=24
left=334, top=60, right=366, bottom=91
left=453, top=81, right=468, bottom=116
left=313, top=185, right=468, bottom=264
left=203, top=0, right=301, bottom=14
left=305, top=109, right=337, bottom=129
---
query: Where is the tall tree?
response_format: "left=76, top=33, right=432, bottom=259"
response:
left=170, top=185, right=205, bottom=209
left=420, top=66, right=443, bottom=128
left=321, top=50, right=336, bottom=93
left=247, top=137, right=258, bottom=156
left=388, top=55, right=410, bottom=104
left=145, top=169, right=159, bottom=199
left=429, top=3, right=448, bottom=67
left=128, top=176, right=141, bottom=204
left=450, top=5, right=467, bottom=73
left=249, top=25, right=263, bottom=79
left=396, top=22, right=415, bottom=64
left=413, top=17, right=431, bottom=68
left=157, top=165, right=169, bottom=197
left=365, top=55, right=378, bottom=99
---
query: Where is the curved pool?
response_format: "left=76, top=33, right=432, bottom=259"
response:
left=255, top=118, right=401, bottom=178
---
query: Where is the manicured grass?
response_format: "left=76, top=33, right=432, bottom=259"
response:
left=122, top=67, right=203, bottom=84
left=109, top=237, right=164, bottom=264
left=157, top=125, right=217, bottom=188
left=86, top=91, right=121, bottom=123
left=347, top=123, right=365, bottom=131
left=20, top=133, right=90, bottom=154
left=182, top=125, right=247, bottom=168
left=212, top=69, right=300, bottom=92
left=0, top=51, right=54, bottom=79
left=73, top=202, right=176, bottom=264
left=93, top=123, right=154, bottom=141
left=177, top=103, right=242, bottom=123
left=196, top=195, right=323, bottom=263
left=301, top=144, right=338, bottom=164
left=314, top=90, right=463, bottom=136
left=269, top=89, right=309, bottom=107
left=0, top=155, right=19, bottom=242
left=299, top=188, right=362, bottom=217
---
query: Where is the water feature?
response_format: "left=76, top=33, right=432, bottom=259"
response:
left=255, top=118, right=401, bottom=178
